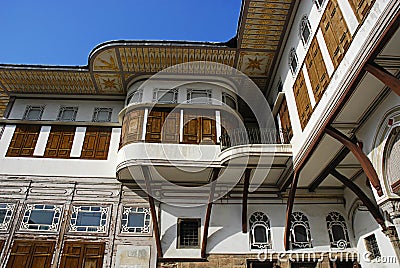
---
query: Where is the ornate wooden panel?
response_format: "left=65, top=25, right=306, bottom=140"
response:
left=278, top=98, right=293, bottom=143
left=6, top=240, right=55, bottom=268
left=60, top=241, right=105, bottom=268
left=146, top=110, right=164, bottom=143
left=81, top=127, right=112, bottom=160
left=183, top=110, right=216, bottom=144
left=122, top=109, right=144, bottom=145
left=305, top=37, right=330, bottom=103
left=6, top=125, right=41, bottom=157
left=293, top=71, right=312, bottom=130
left=183, top=111, right=200, bottom=144
left=44, top=125, right=75, bottom=158
left=320, top=0, right=352, bottom=68
left=349, top=0, right=375, bottom=22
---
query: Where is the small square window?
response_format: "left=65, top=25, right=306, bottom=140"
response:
left=0, top=204, right=15, bottom=231
left=187, top=89, right=212, bottom=104
left=23, top=105, right=44, bottom=120
left=20, top=204, right=62, bottom=231
left=57, top=106, right=78, bottom=121
left=153, top=89, right=178, bottom=104
left=121, top=206, right=151, bottom=234
left=70, top=205, right=109, bottom=233
left=92, top=108, right=112, bottom=122
left=177, top=218, right=201, bottom=248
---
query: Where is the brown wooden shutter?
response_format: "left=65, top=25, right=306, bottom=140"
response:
left=200, top=112, right=216, bottom=144
left=122, top=109, right=144, bottom=145
left=183, top=110, right=216, bottom=144
left=6, top=240, right=54, bottom=268
left=305, top=37, right=330, bottom=103
left=44, top=125, right=75, bottom=158
left=81, top=127, right=112, bottom=160
left=146, top=110, right=164, bottom=143
left=293, top=71, right=312, bottom=130
left=320, top=0, right=352, bottom=68
left=60, top=241, right=105, bottom=268
left=183, top=110, right=200, bottom=144
left=349, top=0, right=375, bottom=22
left=6, top=125, right=41, bottom=157
left=162, top=110, right=180, bottom=143
left=278, top=98, right=293, bottom=143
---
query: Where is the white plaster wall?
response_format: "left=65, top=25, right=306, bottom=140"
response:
left=160, top=203, right=352, bottom=257
left=9, top=99, right=124, bottom=122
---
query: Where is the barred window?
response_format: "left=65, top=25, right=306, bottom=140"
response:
left=365, top=234, right=381, bottom=260
left=177, top=218, right=200, bottom=248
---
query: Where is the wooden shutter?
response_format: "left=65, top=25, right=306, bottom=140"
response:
left=81, top=127, right=112, bottom=160
left=146, top=109, right=180, bottom=143
left=122, top=109, right=144, bottom=145
left=349, top=0, right=375, bottom=22
left=44, top=125, right=75, bottom=158
left=162, top=110, right=180, bottom=143
left=6, top=125, right=41, bottom=157
left=183, top=110, right=216, bottom=144
left=201, top=113, right=216, bottom=144
left=183, top=110, right=200, bottom=144
left=6, top=240, right=54, bottom=268
left=305, top=37, right=330, bottom=103
left=293, top=71, right=312, bottom=130
left=278, top=98, right=293, bottom=143
left=146, top=110, right=164, bottom=143
left=320, top=0, right=352, bottom=68
left=60, top=241, right=105, bottom=268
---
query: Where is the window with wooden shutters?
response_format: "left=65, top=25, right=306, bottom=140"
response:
left=278, top=98, right=293, bottom=143
left=305, top=37, right=330, bottom=103
left=81, top=127, right=111, bottom=160
left=293, top=71, right=313, bottom=130
left=44, top=125, right=75, bottom=158
left=146, top=109, right=179, bottom=143
left=183, top=110, right=216, bottom=144
left=349, top=0, right=375, bottom=22
left=60, top=241, right=105, bottom=268
left=6, top=240, right=55, bottom=268
left=6, top=125, right=41, bottom=157
left=121, top=108, right=144, bottom=145
left=320, top=0, right=352, bottom=68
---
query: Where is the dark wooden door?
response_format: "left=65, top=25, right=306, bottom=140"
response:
left=60, top=241, right=105, bottom=268
left=6, top=240, right=55, bottom=268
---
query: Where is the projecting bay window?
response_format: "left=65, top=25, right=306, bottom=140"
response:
left=6, top=125, right=41, bottom=157
left=293, top=71, right=313, bottom=130
left=349, top=0, right=376, bottom=23
left=44, top=125, right=75, bottom=158
left=305, top=37, right=330, bottom=103
left=320, top=0, right=352, bottom=68
left=80, top=127, right=111, bottom=160
left=177, top=218, right=201, bottom=249
left=278, top=98, right=293, bottom=143
left=121, top=108, right=145, bottom=144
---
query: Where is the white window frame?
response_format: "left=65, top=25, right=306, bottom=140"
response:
left=289, top=48, right=298, bottom=76
left=187, top=89, right=212, bottom=104
left=23, top=105, right=45, bottom=121
left=290, top=212, right=313, bottom=249
left=57, top=106, right=78, bottom=121
left=249, top=212, right=272, bottom=250
left=92, top=107, right=113, bottom=122
left=20, top=204, right=62, bottom=232
left=153, top=88, right=178, bottom=104
left=120, top=206, right=151, bottom=234
left=126, top=89, right=143, bottom=105
left=69, top=205, right=110, bottom=233
left=326, top=212, right=350, bottom=249
left=0, top=203, right=15, bottom=231
left=300, top=16, right=312, bottom=47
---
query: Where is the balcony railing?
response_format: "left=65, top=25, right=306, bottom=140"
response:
left=219, top=128, right=290, bottom=151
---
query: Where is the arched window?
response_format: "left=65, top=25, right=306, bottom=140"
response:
left=249, top=212, right=271, bottom=249
left=386, top=127, right=400, bottom=195
left=326, top=212, right=350, bottom=249
left=289, top=48, right=298, bottom=75
left=300, top=16, right=312, bottom=46
left=290, top=212, right=312, bottom=249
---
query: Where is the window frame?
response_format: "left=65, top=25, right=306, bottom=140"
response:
left=177, top=218, right=201, bottom=249
left=300, top=16, right=312, bottom=47
left=57, top=106, right=78, bottom=121
left=69, top=205, right=110, bottom=234
left=289, top=48, right=299, bottom=76
left=153, top=88, right=178, bottom=104
left=0, top=203, right=16, bottom=232
left=22, top=105, right=45, bottom=121
left=326, top=212, right=350, bottom=248
left=290, top=212, right=313, bottom=249
left=120, top=206, right=151, bottom=235
left=187, top=89, right=212, bottom=104
left=249, top=212, right=272, bottom=250
left=364, top=234, right=381, bottom=260
left=222, top=92, right=237, bottom=110
left=19, top=204, right=63, bottom=232
left=92, top=107, right=112, bottom=122
left=126, top=89, right=143, bottom=105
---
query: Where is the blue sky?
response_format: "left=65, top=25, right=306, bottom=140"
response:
left=0, top=0, right=242, bottom=66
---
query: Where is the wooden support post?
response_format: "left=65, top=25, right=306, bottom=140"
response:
left=142, top=166, right=163, bottom=258
left=330, top=169, right=385, bottom=229
left=325, top=127, right=383, bottom=196
left=242, top=169, right=251, bottom=233
left=365, top=62, right=400, bottom=96
left=284, top=170, right=299, bottom=250
left=201, top=168, right=220, bottom=258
